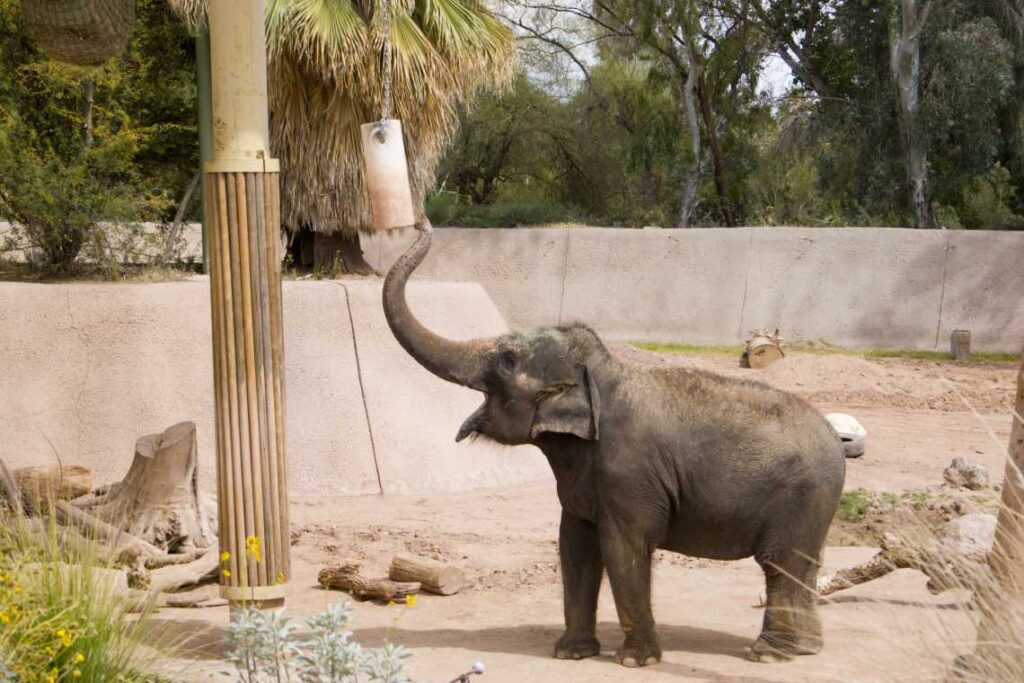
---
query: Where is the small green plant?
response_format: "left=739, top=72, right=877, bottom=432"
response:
left=226, top=602, right=412, bottom=683
left=836, top=489, right=873, bottom=522
left=0, top=515, right=170, bottom=682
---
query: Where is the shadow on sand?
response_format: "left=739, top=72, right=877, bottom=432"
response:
left=147, top=616, right=791, bottom=681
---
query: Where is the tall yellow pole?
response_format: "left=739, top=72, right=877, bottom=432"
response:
left=206, top=0, right=289, bottom=606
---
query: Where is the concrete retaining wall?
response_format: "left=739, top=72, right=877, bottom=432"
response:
left=0, top=279, right=549, bottom=497
left=368, top=227, right=1024, bottom=352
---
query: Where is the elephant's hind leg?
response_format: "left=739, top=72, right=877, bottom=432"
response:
left=750, top=546, right=824, bottom=663
left=554, top=511, right=603, bottom=660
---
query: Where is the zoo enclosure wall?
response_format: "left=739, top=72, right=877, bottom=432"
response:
left=368, top=226, right=1024, bottom=353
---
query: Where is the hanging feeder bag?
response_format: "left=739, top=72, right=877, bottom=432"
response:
left=361, top=119, right=416, bottom=231
left=21, top=0, right=135, bottom=67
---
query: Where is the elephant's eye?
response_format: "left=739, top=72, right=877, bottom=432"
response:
left=498, top=350, right=517, bottom=373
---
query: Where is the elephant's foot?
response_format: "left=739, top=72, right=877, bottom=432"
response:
left=747, top=636, right=794, bottom=663
left=615, top=635, right=662, bottom=668
left=748, top=633, right=821, bottom=663
left=554, top=633, right=600, bottom=660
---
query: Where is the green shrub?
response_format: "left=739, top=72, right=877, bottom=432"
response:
left=0, top=516, right=169, bottom=682
left=960, top=163, right=1024, bottom=230
left=0, top=108, right=165, bottom=274
left=226, top=602, right=413, bottom=682
left=426, top=196, right=583, bottom=227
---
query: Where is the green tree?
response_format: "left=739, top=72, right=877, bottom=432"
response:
left=437, top=74, right=572, bottom=205
left=0, top=0, right=197, bottom=272
left=169, top=0, right=514, bottom=273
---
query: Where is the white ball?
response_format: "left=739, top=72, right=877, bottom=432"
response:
left=472, top=662, right=486, bottom=675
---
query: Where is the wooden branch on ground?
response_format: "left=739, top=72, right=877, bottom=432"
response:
left=54, top=500, right=165, bottom=559
left=148, top=548, right=219, bottom=593
left=817, top=534, right=918, bottom=597
left=388, top=553, right=465, bottom=595
left=13, top=465, right=92, bottom=511
left=319, top=563, right=420, bottom=601
left=162, top=584, right=227, bottom=608
left=144, top=546, right=210, bottom=569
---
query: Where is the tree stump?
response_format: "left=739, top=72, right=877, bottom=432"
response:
left=742, top=329, right=785, bottom=369
left=388, top=553, right=465, bottom=595
left=318, top=563, right=420, bottom=601
left=92, top=422, right=216, bottom=552
left=13, top=465, right=92, bottom=511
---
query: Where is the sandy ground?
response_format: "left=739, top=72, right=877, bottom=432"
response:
left=158, top=349, right=1019, bottom=682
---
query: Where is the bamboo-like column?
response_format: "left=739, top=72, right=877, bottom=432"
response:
left=206, top=0, right=289, bottom=606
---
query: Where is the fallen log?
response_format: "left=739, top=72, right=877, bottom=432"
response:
left=388, top=553, right=464, bottom=595
left=742, top=329, right=785, bottom=369
left=319, top=563, right=420, bottom=601
left=54, top=500, right=165, bottom=558
left=162, top=584, right=226, bottom=608
left=148, top=548, right=219, bottom=593
left=817, top=534, right=918, bottom=597
left=13, top=465, right=92, bottom=511
left=144, top=546, right=210, bottom=569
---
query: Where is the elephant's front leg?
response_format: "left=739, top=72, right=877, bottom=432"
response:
left=601, top=523, right=661, bottom=667
left=555, top=511, right=603, bottom=660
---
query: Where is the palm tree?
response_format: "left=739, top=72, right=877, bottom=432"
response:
left=170, top=0, right=513, bottom=272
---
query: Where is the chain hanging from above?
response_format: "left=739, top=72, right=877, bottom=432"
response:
left=360, top=0, right=416, bottom=232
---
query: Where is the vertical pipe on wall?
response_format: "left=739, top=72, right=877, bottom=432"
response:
left=206, top=0, right=289, bottom=606
left=195, top=29, right=214, bottom=273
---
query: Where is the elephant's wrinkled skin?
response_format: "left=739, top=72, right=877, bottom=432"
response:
left=383, top=220, right=846, bottom=667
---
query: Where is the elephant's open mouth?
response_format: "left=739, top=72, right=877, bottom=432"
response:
left=455, top=399, right=488, bottom=443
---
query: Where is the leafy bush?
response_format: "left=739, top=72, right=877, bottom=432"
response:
left=0, top=516, right=168, bottom=682
left=960, top=163, right=1024, bottom=230
left=0, top=0, right=194, bottom=274
left=426, top=194, right=582, bottom=227
left=0, top=110, right=164, bottom=273
left=226, top=602, right=412, bottom=683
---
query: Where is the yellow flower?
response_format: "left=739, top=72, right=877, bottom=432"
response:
left=72, top=669, right=82, bottom=678
left=222, top=569, right=231, bottom=578
left=387, top=600, right=395, bottom=606
left=47, top=668, right=58, bottom=683
left=275, top=572, right=286, bottom=585
left=56, top=627, right=74, bottom=647
left=74, top=652, right=85, bottom=664
left=220, top=551, right=231, bottom=562
left=245, top=536, right=262, bottom=562
left=406, top=594, right=416, bottom=607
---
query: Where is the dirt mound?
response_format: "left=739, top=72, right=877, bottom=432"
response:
left=614, top=344, right=1015, bottom=413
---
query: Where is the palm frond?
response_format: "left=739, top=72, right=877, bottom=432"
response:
left=167, top=0, right=514, bottom=236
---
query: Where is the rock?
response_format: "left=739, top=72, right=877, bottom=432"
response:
left=943, top=457, right=990, bottom=490
left=937, top=513, right=997, bottom=561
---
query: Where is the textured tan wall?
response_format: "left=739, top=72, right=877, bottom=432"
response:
left=0, top=279, right=549, bottom=496
left=369, top=227, right=1024, bottom=352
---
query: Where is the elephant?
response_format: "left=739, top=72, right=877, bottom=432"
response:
left=382, top=219, right=846, bottom=667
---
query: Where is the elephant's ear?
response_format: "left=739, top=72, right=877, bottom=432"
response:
left=530, top=365, right=600, bottom=441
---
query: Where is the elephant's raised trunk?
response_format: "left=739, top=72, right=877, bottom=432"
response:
left=382, top=219, right=491, bottom=391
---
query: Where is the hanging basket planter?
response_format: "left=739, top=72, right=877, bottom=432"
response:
left=21, top=0, right=135, bottom=67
